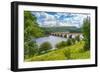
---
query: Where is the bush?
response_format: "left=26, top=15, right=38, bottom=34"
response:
left=56, top=41, right=67, bottom=49
left=63, top=49, right=71, bottom=59
left=71, top=38, right=76, bottom=44
left=64, top=35, right=67, bottom=38
left=75, top=35, right=80, bottom=42
left=83, top=41, right=90, bottom=51
left=24, top=41, right=38, bottom=59
left=66, top=38, right=72, bottom=46
left=39, top=42, right=52, bottom=53
left=56, top=38, right=73, bottom=49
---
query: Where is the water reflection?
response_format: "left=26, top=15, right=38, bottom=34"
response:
left=35, top=35, right=67, bottom=49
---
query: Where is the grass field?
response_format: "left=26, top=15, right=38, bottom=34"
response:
left=25, top=41, right=90, bottom=62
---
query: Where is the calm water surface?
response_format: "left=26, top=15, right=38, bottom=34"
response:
left=35, top=35, right=67, bottom=49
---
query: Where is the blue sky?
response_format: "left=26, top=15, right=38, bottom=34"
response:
left=31, top=11, right=90, bottom=28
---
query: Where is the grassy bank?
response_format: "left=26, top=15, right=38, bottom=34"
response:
left=25, top=41, right=90, bottom=62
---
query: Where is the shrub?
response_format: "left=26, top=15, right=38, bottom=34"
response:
left=56, top=41, right=67, bottom=49
left=71, top=38, right=76, bottom=44
left=24, top=41, right=38, bottom=58
left=64, top=35, right=67, bottom=38
left=63, top=49, right=71, bottom=59
left=66, top=38, right=72, bottom=46
left=55, top=38, right=73, bottom=49
left=83, top=41, right=90, bottom=51
left=39, top=42, right=52, bottom=53
left=75, top=35, right=80, bottom=42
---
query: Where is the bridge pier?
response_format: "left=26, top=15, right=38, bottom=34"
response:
left=50, top=32, right=83, bottom=40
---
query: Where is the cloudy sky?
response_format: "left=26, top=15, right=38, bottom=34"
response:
left=31, top=11, right=90, bottom=28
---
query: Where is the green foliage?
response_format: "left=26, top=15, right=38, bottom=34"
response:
left=25, top=41, right=90, bottom=61
left=83, top=42, right=90, bottom=51
left=24, top=41, right=38, bottom=58
left=82, top=17, right=90, bottom=50
left=39, top=42, right=52, bottom=53
left=24, top=11, right=45, bottom=59
left=55, top=38, right=74, bottom=49
left=55, top=41, right=67, bottom=49
left=64, top=35, right=67, bottom=38
left=71, top=38, right=76, bottom=44
left=42, top=26, right=81, bottom=33
left=66, top=38, right=72, bottom=46
left=71, top=51, right=90, bottom=59
left=63, top=49, right=71, bottom=59
left=24, top=11, right=45, bottom=41
left=75, top=35, right=80, bottom=42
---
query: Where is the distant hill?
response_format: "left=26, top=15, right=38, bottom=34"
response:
left=41, top=26, right=81, bottom=33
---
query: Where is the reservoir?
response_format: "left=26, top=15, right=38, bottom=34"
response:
left=35, top=35, right=67, bottom=49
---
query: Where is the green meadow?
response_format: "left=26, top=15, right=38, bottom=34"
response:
left=25, top=41, right=90, bottom=61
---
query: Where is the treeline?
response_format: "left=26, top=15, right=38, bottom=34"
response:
left=24, top=11, right=45, bottom=59
left=82, top=17, right=90, bottom=51
left=42, top=26, right=82, bottom=34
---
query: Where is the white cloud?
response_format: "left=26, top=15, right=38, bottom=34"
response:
left=32, top=12, right=56, bottom=21
left=59, top=22, right=74, bottom=27
left=31, top=11, right=89, bottom=27
left=32, top=12, right=57, bottom=27
left=32, top=12, right=41, bottom=18
left=44, top=13, right=55, bottom=21
left=42, top=20, right=57, bottom=27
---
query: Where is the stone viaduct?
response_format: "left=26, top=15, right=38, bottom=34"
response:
left=50, top=32, right=83, bottom=39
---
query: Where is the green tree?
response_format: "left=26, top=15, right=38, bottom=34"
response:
left=63, top=49, right=71, bottom=59
left=24, top=41, right=38, bottom=58
left=56, top=41, right=67, bottom=49
left=39, top=42, right=52, bottom=53
left=82, top=17, right=90, bottom=50
left=75, top=35, right=80, bottom=42
left=24, top=11, right=45, bottom=59
left=24, top=11, right=45, bottom=41
left=55, top=39, right=73, bottom=49
left=71, top=38, right=76, bottom=44
left=64, top=35, right=67, bottom=38
left=66, top=38, right=72, bottom=46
